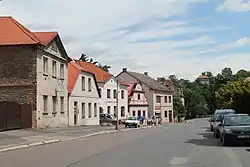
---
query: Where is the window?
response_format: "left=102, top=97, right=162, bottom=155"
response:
left=60, top=97, right=64, bottom=113
left=165, top=111, right=168, bottom=117
left=107, top=89, right=111, bottom=98
left=88, top=103, right=91, bottom=118
left=60, top=64, right=64, bottom=79
left=81, top=76, right=85, bottom=91
left=82, top=103, right=85, bottom=118
left=143, top=110, right=146, bottom=117
left=121, top=106, right=125, bottom=117
left=88, top=78, right=91, bottom=92
left=43, top=95, right=48, bottom=114
left=52, top=96, right=57, bottom=112
left=132, top=111, right=136, bottom=116
left=107, top=106, right=110, bottom=114
left=114, top=106, right=117, bottom=114
left=52, top=60, right=57, bottom=77
left=43, top=57, right=48, bottom=74
left=137, top=94, right=140, bottom=100
left=94, top=103, right=97, bottom=117
left=156, top=96, right=161, bottom=103
left=121, top=90, right=124, bottom=99
left=113, top=90, right=117, bottom=99
left=138, top=110, right=141, bottom=116
left=164, top=96, right=167, bottom=103
left=168, top=96, right=172, bottom=103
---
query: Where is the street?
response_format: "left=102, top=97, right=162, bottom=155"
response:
left=1, top=119, right=250, bottom=167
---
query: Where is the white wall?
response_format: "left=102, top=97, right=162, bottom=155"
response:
left=36, top=42, right=68, bottom=129
left=153, top=92, right=173, bottom=123
left=69, top=71, right=99, bottom=126
left=98, top=77, right=128, bottom=119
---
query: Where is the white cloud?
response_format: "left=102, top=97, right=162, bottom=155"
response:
left=218, top=0, right=250, bottom=12
left=0, top=0, right=249, bottom=81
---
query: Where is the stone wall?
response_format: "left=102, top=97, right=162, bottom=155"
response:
left=0, top=45, right=38, bottom=127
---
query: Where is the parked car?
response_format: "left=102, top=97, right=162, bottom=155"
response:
left=209, top=109, right=235, bottom=131
left=124, top=116, right=140, bottom=128
left=218, top=113, right=250, bottom=146
left=99, top=113, right=117, bottom=126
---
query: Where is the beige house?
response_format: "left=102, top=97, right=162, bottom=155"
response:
left=127, top=82, right=149, bottom=118
left=116, top=68, right=174, bottom=123
left=68, top=61, right=100, bottom=126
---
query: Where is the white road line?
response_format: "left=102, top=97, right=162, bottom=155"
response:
left=223, top=147, right=243, bottom=167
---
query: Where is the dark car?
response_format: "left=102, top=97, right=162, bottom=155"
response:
left=218, top=114, right=250, bottom=146
left=99, top=113, right=117, bottom=126
left=209, top=109, right=235, bottom=131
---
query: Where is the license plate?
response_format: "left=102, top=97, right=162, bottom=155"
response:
left=237, top=135, right=249, bottom=139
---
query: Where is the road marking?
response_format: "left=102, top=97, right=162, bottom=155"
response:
left=223, top=147, right=243, bottom=167
left=169, top=157, right=189, bottom=165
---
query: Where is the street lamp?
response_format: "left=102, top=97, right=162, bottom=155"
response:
left=115, top=78, right=120, bottom=130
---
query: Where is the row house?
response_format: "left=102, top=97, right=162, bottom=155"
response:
left=68, top=61, right=100, bottom=126
left=0, top=17, right=68, bottom=130
left=76, top=61, right=129, bottom=120
left=116, top=68, right=174, bottom=123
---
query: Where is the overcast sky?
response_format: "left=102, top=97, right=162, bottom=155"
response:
left=0, top=0, right=250, bottom=80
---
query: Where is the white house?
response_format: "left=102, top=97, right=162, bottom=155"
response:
left=35, top=32, right=69, bottom=128
left=68, top=61, right=100, bottom=126
left=127, top=82, right=149, bottom=118
left=76, top=61, right=129, bottom=120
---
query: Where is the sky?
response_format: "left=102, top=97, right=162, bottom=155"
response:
left=0, top=0, right=250, bottom=80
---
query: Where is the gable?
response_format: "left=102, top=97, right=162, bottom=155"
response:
left=45, top=40, right=67, bottom=60
left=135, top=83, right=142, bottom=91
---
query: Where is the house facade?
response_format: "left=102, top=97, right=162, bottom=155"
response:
left=76, top=61, right=129, bottom=120
left=127, top=82, right=149, bottom=118
left=68, top=61, right=100, bottom=126
left=0, top=17, right=68, bottom=130
left=116, top=68, right=174, bottom=123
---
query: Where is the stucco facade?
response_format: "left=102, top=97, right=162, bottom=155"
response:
left=36, top=40, right=68, bottom=128
left=98, top=77, right=128, bottom=119
left=116, top=70, right=174, bottom=123
left=69, top=70, right=99, bottom=126
left=128, top=83, right=149, bottom=118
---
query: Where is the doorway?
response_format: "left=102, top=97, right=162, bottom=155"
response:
left=169, top=110, right=173, bottom=122
left=74, top=101, right=78, bottom=125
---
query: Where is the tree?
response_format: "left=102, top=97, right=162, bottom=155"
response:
left=97, top=64, right=111, bottom=72
left=173, top=97, right=185, bottom=121
left=79, top=53, right=88, bottom=61
left=234, top=69, right=250, bottom=81
left=157, top=77, right=166, bottom=83
left=215, top=80, right=250, bottom=114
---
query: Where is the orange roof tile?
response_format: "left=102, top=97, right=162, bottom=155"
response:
left=0, top=16, right=42, bottom=45
left=198, top=75, right=209, bottom=79
left=76, top=61, right=112, bottom=83
left=33, top=32, right=57, bottom=45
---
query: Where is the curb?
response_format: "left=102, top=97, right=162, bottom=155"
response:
left=0, top=126, right=155, bottom=153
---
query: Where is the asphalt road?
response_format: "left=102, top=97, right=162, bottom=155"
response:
left=1, top=118, right=250, bottom=167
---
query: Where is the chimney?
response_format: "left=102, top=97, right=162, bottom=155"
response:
left=144, top=72, right=148, bottom=75
left=122, top=68, right=127, bottom=72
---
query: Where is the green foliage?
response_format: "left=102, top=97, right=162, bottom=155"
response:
left=173, top=97, right=185, bottom=120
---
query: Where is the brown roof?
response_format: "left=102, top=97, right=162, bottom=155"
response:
left=33, top=32, right=57, bottom=45
left=76, top=61, right=112, bottom=83
left=0, top=16, right=42, bottom=45
left=197, top=75, right=209, bottom=79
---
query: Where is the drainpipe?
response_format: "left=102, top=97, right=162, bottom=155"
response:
left=68, top=93, right=70, bottom=126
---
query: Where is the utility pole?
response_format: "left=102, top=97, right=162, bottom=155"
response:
left=115, top=78, right=119, bottom=130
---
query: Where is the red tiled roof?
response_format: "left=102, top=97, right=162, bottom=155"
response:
left=0, top=16, right=42, bottom=45
left=76, top=61, right=112, bottom=83
left=198, top=75, right=209, bottom=79
left=33, top=32, right=57, bottom=45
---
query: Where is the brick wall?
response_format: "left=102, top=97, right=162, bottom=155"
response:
left=0, top=45, right=38, bottom=127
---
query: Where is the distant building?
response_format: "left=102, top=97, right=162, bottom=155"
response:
left=196, top=75, right=210, bottom=85
left=116, top=68, right=174, bottom=123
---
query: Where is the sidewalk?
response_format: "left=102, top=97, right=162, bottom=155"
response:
left=0, top=124, right=153, bottom=152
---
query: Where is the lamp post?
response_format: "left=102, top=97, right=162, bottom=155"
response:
left=115, top=78, right=120, bottom=130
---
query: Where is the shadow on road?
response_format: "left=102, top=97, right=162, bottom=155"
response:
left=185, top=131, right=222, bottom=147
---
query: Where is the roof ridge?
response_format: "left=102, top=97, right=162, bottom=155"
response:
left=9, top=17, right=42, bottom=45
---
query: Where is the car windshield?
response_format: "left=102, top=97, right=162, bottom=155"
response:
left=224, top=115, right=250, bottom=126
left=127, top=117, right=137, bottom=120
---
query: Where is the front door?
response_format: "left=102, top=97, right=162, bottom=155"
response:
left=74, top=102, right=78, bottom=125
left=169, top=111, right=173, bottom=123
